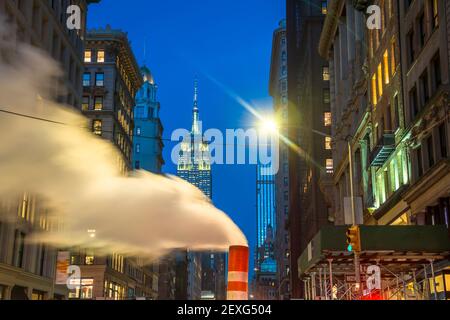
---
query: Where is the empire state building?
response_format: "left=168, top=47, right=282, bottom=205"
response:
left=177, top=80, right=212, bottom=198
left=175, top=80, right=226, bottom=300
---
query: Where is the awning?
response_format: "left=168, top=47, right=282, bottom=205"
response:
left=298, top=225, right=450, bottom=278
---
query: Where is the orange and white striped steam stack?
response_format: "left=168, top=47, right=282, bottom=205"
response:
left=227, top=245, right=249, bottom=300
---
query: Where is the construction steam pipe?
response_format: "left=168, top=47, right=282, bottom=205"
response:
left=227, top=246, right=249, bottom=300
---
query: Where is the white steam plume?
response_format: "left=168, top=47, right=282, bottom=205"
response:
left=0, top=19, right=247, bottom=259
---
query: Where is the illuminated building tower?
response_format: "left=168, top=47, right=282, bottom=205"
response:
left=133, top=66, right=164, bottom=173
left=177, top=80, right=212, bottom=198
left=176, top=80, right=225, bottom=300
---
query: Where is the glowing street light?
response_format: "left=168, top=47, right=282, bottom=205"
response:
left=258, top=118, right=279, bottom=135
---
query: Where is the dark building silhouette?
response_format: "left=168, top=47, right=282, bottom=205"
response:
left=286, top=0, right=332, bottom=298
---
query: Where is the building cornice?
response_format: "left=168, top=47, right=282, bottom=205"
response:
left=318, top=0, right=346, bottom=59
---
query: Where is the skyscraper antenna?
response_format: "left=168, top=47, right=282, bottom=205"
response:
left=193, top=77, right=199, bottom=111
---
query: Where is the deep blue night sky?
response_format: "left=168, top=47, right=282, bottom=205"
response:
left=88, top=0, right=285, bottom=274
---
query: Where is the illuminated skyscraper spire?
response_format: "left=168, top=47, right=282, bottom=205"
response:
left=192, top=78, right=200, bottom=134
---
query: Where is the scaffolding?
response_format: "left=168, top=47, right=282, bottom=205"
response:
left=298, top=225, right=450, bottom=300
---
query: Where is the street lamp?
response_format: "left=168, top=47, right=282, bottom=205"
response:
left=257, top=117, right=279, bottom=135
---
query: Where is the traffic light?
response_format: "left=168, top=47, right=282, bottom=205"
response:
left=346, top=226, right=361, bottom=252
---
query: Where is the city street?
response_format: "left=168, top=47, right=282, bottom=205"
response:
left=0, top=0, right=449, bottom=308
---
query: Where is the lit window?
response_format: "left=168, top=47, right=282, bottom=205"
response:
left=97, top=50, right=105, bottom=63
left=323, top=88, right=330, bottom=104
left=82, top=96, right=89, bottom=111
left=322, top=66, right=330, bottom=81
left=325, top=137, right=332, bottom=150
left=94, top=96, right=103, bottom=110
left=95, top=73, right=104, bottom=87
left=85, top=255, right=94, bottom=265
left=377, top=63, right=383, bottom=97
left=83, top=73, right=91, bottom=87
left=324, top=112, right=332, bottom=126
left=84, top=50, right=92, bottom=63
left=69, top=279, right=94, bottom=300
left=136, top=127, right=141, bottom=136
left=326, top=159, right=334, bottom=174
left=432, top=0, right=439, bottom=29
left=321, top=1, right=328, bottom=14
left=93, top=120, right=102, bottom=136
left=371, top=74, right=378, bottom=105
left=136, top=144, right=140, bottom=153
left=383, top=50, right=390, bottom=84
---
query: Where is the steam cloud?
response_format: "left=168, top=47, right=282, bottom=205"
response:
left=0, top=19, right=247, bottom=259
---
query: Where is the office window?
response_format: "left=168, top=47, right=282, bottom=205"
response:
left=321, top=1, right=327, bottom=15
left=407, top=30, right=415, bottom=66
left=431, top=52, right=442, bottom=90
left=405, top=0, right=413, bottom=11
left=377, top=63, right=383, bottom=98
left=325, top=137, right=332, bottom=150
left=284, top=177, right=289, bottom=187
left=85, top=255, right=94, bottom=265
left=393, top=94, right=400, bottom=129
left=419, top=70, right=429, bottom=107
left=136, top=144, right=140, bottom=153
left=83, top=73, right=91, bottom=87
left=383, top=51, right=390, bottom=84
left=326, top=159, right=334, bottom=174
left=409, top=85, right=419, bottom=119
left=439, top=124, right=448, bottom=158
left=431, top=0, right=439, bottom=29
left=284, top=191, right=289, bottom=201
left=323, top=89, right=330, bottom=104
left=136, top=127, right=141, bottom=136
left=94, top=97, right=103, bottom=111
left=93, top=120, right=102, bottom=136
left=32, top=291, right=45, bottom=301
left=418, top=12, right=426, bottom=48
left=97, top=50, right=105, bottom=63
left=382, top=0, right=388, bottom=31
left=386, top=105, right=392, bottom=132
left=324, top=112, right=332, bottom=127
left=84, top=50, right=92, bottom=63
left=13, top=231, right=25, bottom=268
left=390, top=39, right=396, bottom=75
left=417, top=146, right=423, bottom=177
left=322, top=66, right=330, bottom=81
left=69, top=279, right=94, bottom=300
left=427, top=135, right=435, bottom=168
left=95, top=73, right=104, bottom=87
left=371, top=74, right=378, bottom=106
left=387, top=0, right=393, bottom=19
left=81, top=96, right=89, bottom=111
